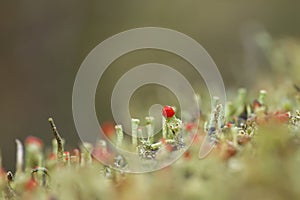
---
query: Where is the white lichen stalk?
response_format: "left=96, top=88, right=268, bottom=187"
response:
left=115, top=125, right=123, bottom=147
left=131, top=119, right=140, bottom=147
left=162, top=117, right=167, bottom=139
left=145, top=116, right=154, bottom=143
left=80, top=143, right=93, bottom=166
left=15, top=139, right=24, bottom=175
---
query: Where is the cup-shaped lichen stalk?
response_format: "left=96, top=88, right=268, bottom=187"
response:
left=25, top=136, right=43, bottom=170
left=63, top=151, right=71, bottom=166
left=70, top=149, right=80, bottom=166
left=115, top=125, right=123, bottom=147
left=214, top=104, right=224, bottom=134
left=145, top=116, right=154, bottom=143
left=254, top=90, right=268, bottom=115
left=207, top=97, right=220, bottom=129
left=162, top=117, right=167, bottom=139
left=235, top=88, right=247, bottom=116
left=80, top=143, right=93, bottom=166
left=199, top=103, right=224, bottom=159
left=48, top=117, right=64, bottom=164
left=131, top=119, right=140, bottom=147
left=15, top=139, right=24, bottom=176
left=162, top=105, right=176, bottom=139
left=225, top=101, right=235, bottom=121
left=258, top=90, right=267, bottom=105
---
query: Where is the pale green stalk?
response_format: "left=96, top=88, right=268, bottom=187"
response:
left=115, top=125, right=123, bottom=147
left=131, top=119, right=140, bottom=146
left=145, top=116, right=154, bottom=143
left=258, top=90, right=267, bottom=105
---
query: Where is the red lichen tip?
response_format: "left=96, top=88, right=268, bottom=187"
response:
left=64, top=151, right=70, bottom=161
left=25, top=178, right=38, bottom=191
left=185, top=122, right=196, bottom=131
left=25, top=136, right=43, bottom=147
left=160, top=138, right=167, bottom=144
left=253, top=99, right=262, bottom=109
left=183, top=150, right=192, bottom=160
left=101, top=121, right=115, bottom=138
left=48, top=153, right=56, bottom=160
left=162, top=106, right=175, bottom=118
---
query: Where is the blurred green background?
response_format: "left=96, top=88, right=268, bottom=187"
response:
left=1, top=0, right=300, bottom=170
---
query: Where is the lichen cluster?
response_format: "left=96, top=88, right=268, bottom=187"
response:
left=1, top=34, right=300, bottom=200
left=0, top=83, right=300, bottom=199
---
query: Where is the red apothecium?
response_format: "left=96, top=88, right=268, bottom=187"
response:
left=162, top=106, right=175, bottom=118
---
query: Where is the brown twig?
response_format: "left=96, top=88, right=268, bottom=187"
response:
left=48, top=117, right=64, bottom=163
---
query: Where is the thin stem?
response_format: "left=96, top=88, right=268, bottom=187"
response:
left=48, top=117, right=64, bottom=163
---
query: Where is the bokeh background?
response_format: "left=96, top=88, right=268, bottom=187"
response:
left=1, top=0, right=300, bottom=170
